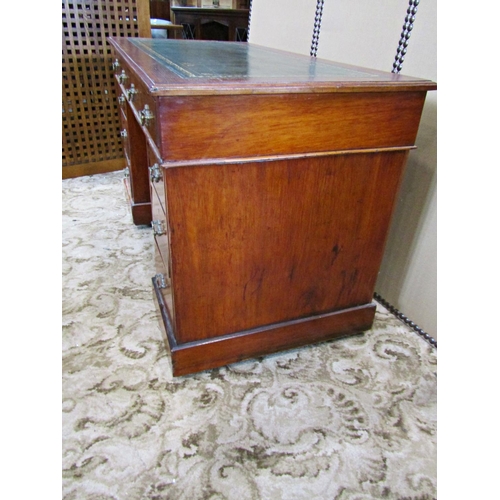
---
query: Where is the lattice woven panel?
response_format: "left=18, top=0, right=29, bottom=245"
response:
left=62, top=0, right=141, bottom=168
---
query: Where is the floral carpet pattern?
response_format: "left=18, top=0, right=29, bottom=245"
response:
left=62, top=171, right=437, bottom=500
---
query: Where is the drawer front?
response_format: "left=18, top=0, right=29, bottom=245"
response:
left=152, top=172, right=166, bottom=216
left=151, top=183, right=171, bottom=280
left=149, top=144, right=171, bottom=280
left=118, top=100, right=131, bottom=168
left=113, top=55, right=160, bottom=150
left=157, top=91, right=427, bottom=161
left=147, top=143, right=166, bottom=214
left=154, top=236, right=168, bottom=282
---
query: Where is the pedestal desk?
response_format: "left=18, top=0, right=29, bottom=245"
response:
left=108, top=38, right=436, bottom=376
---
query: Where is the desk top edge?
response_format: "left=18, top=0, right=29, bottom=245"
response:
left=108, top=37, right=437, bottom=96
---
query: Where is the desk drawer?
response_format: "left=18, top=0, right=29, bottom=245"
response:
left=113, top=57, right=160, bottom=149
left=149, top=141, right=170, bottom=278
left=151, top=184, right=171, bottom=280
left=118, top=100, right=131, bottom=169
left=147, top=143, right=165, bottom=214
left=151, top=173, right=166, bottom=217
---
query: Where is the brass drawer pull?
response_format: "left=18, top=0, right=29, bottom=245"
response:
left=118, top=70, right=128, bottom=84
left=149, top=163, right=162, bottom=183
left=140, top=104, right=154, bottom=126
left=127, top=84, right=138, bottom=102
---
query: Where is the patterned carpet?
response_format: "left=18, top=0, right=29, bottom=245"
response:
left=62, top=171, right=437, bottom=500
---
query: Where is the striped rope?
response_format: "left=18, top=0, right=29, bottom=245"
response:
left=310, top=0, right=325, bottom=57
left=392, top=0, right=420, bottom=73
left=247, top=0, right=253, bottom=40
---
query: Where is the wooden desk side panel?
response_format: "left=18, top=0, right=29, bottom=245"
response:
left=158, top=92, right=426, bottom=161
left=165, top=151, right=408, bottom=344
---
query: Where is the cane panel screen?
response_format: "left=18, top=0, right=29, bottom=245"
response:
left=62, top=0, right=149, bottom=177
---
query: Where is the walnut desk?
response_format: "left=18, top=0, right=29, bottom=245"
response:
left=108, top=38, right=436, bottom=376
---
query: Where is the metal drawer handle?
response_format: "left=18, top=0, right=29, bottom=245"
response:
left=112, top=58, right=120, bottom=70
left=120, top=129, right=128, bottom=138
left=127, top=84, right=138, bottom=102
left=149, top=163, right=162, bottom=183
left=118, top=70, right=128, bottom=84
left=118, top=94, right=126, bottom=105
left=140, top=104, right=154, bottom=126
left=155, top=273, right=168, bottom=289
left=124, top=166, right=130, bottom=178
left=152, top=220, right=166, bottom=236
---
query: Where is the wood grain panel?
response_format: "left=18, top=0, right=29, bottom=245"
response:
left=165, top=150, right=408, bottom=343
left=158, top=91, right=426, bottom=161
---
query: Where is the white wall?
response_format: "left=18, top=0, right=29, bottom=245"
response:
left=249, top=0, right=437, bottom=338
left=249, top=0, right=317, bottom=55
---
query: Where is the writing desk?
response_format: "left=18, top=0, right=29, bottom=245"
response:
left=108, top=38, right=436, bottom=376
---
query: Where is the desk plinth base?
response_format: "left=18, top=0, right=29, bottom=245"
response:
left=123, top=177, right=151, bottom=226
left=153, top=277, right=376, bottom=377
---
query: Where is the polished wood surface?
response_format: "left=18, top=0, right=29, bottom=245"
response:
left=108, top=38, right=436, bottom=375
left=165, top=152, right=407, bottom=343
left=157, top=92, right=426, bottom=161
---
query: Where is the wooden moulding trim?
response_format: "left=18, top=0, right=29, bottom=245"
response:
left=153, top=277, right=376, bottom=376
left=159, top=145, right=417, bottom=169
left=62, top=158, right=125, bottom=179
left=107, top=37, right=436, bottom=97
left=148, top=81, right=437, bottom=97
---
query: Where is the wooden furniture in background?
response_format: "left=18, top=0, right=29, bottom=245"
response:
left=108, top=37, right=436, bottom=376
left=149, top=0, right=184, bottom=39
left=62, top=0, right=151, bottom=179
left=172, top=1, right=249, bottom=7
left=171, top=6, right=249, bottom=41
left=150, top=0, right=172, bottom=19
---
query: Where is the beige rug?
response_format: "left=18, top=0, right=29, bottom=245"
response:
left=62, top=171, right=437, bottom=499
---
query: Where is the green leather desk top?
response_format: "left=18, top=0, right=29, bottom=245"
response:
left=129, top=38, right=373, bottom=80
left=109, top=38, right=437, bottom=95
